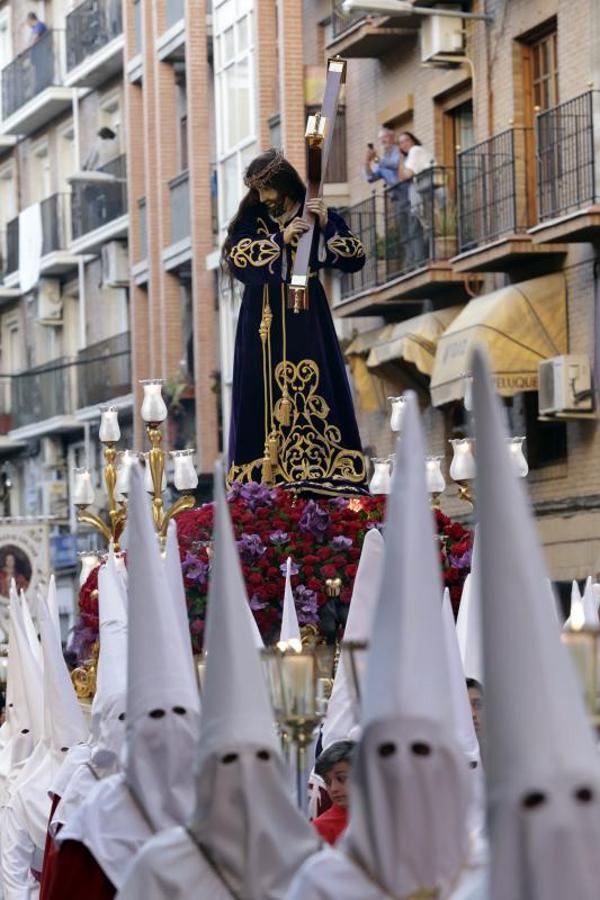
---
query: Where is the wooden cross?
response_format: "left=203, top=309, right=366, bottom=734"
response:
left=288, top=56, right=347, bottom=313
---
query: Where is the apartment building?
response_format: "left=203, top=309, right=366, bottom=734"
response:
left=307, top=0, right=600, bottom=585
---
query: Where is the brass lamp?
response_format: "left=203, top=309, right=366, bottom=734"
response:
left=561, top=602, right=600, bottom=725
left=262, top=638, right=334, bottom=808
left=340, top=639, right=369, bottom=714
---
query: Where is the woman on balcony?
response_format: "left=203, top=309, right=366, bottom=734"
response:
left=222, top=149, right=369, bottom=497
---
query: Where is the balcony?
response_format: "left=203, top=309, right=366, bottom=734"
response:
left=3, top=194, right=79, bottom=290
left=157, top=0, right=186, bottom=62
left=9, top=358, right=80, bottom=439
left=334, top=169, right=481, bottom=318
left=1, top=31, right=72, bottom=137
left=0, top=230, right=19, bottom=302
left=163, top=172, right=191, bottom=276
left=529, top=90, right=600, bottom=244
left=70, top=155, right=129, bottom=255
left=326, top=2, right=418, bottom=58
left=65, top=0, right=124, bottom=89
left=76, top=332, right=131, bottom=409
left=452, top=129, right=566, bottom=273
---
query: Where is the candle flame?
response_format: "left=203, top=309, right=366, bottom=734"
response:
left=571, top=600, right=586, bottom=632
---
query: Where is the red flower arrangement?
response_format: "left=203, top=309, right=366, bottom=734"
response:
left=74, top=483, right=472, bottom=659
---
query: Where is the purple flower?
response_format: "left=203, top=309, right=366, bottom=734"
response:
left=240, top=481, right=276, bottom=511
left=295, top=585, right=319, bottom=626
left=449, top=548, right=472, bottom=570
left=280, top=559, right=299, bottom=577
left=299, top=500, right=330, bottom=543
left=182, top=553, right=209, bottom=586
left=331, top=535, right=352, bottom=551
left=237, top=533, right=266, bottom=560
left=270, top=530, right=289, bottom=545
left=249, top=594, right=268, bottom=611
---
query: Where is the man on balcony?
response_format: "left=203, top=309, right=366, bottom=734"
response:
left=82, top=129, right=120, bottom=172
left=364, top=127, right=410, bottom=270
left=26, top=12, right=48, bottom=44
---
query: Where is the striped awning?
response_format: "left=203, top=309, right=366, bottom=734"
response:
left=430, top=273, right=567, bottom=407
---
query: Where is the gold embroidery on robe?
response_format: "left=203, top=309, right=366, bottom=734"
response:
left=326, top=235, right=365, bottom=261
left=229, top=236, right=281, bottom=269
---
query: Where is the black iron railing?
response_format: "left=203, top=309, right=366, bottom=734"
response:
left=1, top=29, right=62, bottom=120
left=77, top=332, right=131, bottom=408
left=71, top=154, right=127, bottom=239
left=331, top=2, right=366, bottom=39
left=339, top=167, right=457, bottom=302
left=6, top=218, right=19, bottom=275
left=66, top=0, right=123, bottom=71
left=456, top=129, right=529, bottom=253
left=11, top=357, right=72, bottom=428
left=536, top=90, right=599, bottom=222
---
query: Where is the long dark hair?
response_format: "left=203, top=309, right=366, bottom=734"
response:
left=221, top=149, right=306, bottom=265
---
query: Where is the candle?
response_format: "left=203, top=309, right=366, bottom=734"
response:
left=449, top=438, right=476, bottom=482
left=425, top=456, right=446, bottom=494
left=99, top=406, right=121, bottom=443
left=388, top=396, right=406, bottom=433
left=73, top=468, right=95, bottom=506
left=140, top=380, right=168, bottom=423
left=561, top=629, right=598, bottom=715
left=115, top=450, right=135, bottom=497
left=171, top=450, right=198, bottom=491
left=142, top=454, right=166, bottom=493
left=278, top=640, right=314, bottom=717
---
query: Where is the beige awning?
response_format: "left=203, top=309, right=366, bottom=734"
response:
left=430, top=273, right=567, bottom=407
left=365, top=306, right=464, bottom=378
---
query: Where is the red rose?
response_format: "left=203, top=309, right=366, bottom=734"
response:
left=321, top=564, right=338, bottom=579
left=302, top=565, right=315, bottom=576
left=248, top=572, right=263, bottom=586
left=445, top=522, right=465, bottom=540
left=318, top=547, right=332, bottom=560
left=345, top=563, right=358, bottom=579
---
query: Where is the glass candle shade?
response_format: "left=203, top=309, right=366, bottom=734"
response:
left=340, top=639, right=369, bottom=710
left=140, top=379, right=168, bottom=423
left=262, top=640, right=335, bottom=725
left=425, top=456, right=446, bottom=494
left=449, top=438, right=476, bottom=482
left=115, top=450, right=136, bottom=498
left=171, top=449, right=198, bottom=491
left=369, top=458, right=391, bottom=495
left=99, top=406, right=120, bottom=443
left=388, top=396, right=407, bottom=433
left=73, top=468, right=95, bottom=506
left=507, top=436, right=528, bottom=479
left=561, top=628, right=599, bottom=718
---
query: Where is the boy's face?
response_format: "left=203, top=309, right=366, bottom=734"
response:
left=468, top=686, right=483, bottom=738
left=324, top=760, right=351, bottom=808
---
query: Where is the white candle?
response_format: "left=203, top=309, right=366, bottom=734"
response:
left=425, top=456, right=446, bottom=494
left=140, top=380, right=168, bottom=423
left=115, top=450, right=135, bottom=497
left=73, top=468, right=95, bottom=506
left=449, top=438, right=476, bottom=482
left=99, top=406, right=121, bottom=443
left=171, top=450, right=198, bottom=491
left=143, top=454, right=166, bottom=493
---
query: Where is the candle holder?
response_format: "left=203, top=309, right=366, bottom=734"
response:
left=340, top=639, right=369, bottom=713
left=72, top=381, right=199, bottom=550
left=262, top=638, right=335, bottom=808
left=561, top=624, right=600, bottom=725
left=425, top=456, right=446, bottom=510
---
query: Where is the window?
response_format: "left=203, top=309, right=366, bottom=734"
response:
left=213, top=0, right=256, bottom=230
left=0, top=8, right=12, bottom=73
left=31, top=139, right=52, bottom=202
left=507, top=392, right=567, bottom=469
left=99, top=92, right=123, bottom=151
left=530, top=29, right=559, bottom=111
left=175, top=76, right=188, bottom=172
left=443, top=100, right=474, bottom=168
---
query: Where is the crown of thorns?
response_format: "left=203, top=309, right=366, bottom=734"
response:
left=244, top=152, right=287, bottom=189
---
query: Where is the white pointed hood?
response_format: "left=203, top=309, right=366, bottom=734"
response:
left=344, top=392, right=470, bottom=898
left=125, top=462, right=200, bottom=831
left=321, top=527, right=384, bottom=749
left=582, top=576, right=598, bottom=627
left=8, top=587, right=44, bottom=754
left=563, top=579, right=586, bottom=630
left=442, top=588, right=480, bottom=764
left=45, top=574, right=61, bottom=641
left=189, top=462, right=318, bottom=900
left=455, top=535, right=483, bottom=684
left=164, top=520, right=197, bottom=686
left=472, top=347, right=600, bottom=900
left=17, top=583, right=41, bottom=666
left=91, top=546, right=128, bottom=769
left=279, top=556, right=300, bottom=643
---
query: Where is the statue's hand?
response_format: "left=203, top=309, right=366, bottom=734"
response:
left=306, top=198, right=328, bottom=228
left=283, top=218, right=310, bottom=245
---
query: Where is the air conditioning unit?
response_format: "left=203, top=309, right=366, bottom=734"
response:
left=538, top=355, right=593, bottom=416
left=37, top=278, right=63, bottom=324
left=40, top=480, right=68, bottom=519
left=41, top=437, right=63, bottom=470
left=420, top=7, right=464, bottom=62
left=101, top=241, right=129, bottom=289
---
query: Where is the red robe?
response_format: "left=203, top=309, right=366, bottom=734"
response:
left=313, top=804, right=348, bottom=846
left=44, top=840, right=116, bottom=900
left=39, top=794, right=61, bottom=900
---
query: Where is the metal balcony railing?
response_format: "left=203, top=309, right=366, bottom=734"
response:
left=169, top=171, right=190, bottom=245
left=6, top=218, right=19, bottom=275
left=4, top=194, right=72, bottom=275
left=66, top=0, right=123, bottom=72
left=11, top=357, right=73, bottom=429
left=331, top=2, right=366, bottom=39
left=339, top=167, right=457, bottom=302
left=166, top=0, right=185, bottom=29
left=1, top=30, right=63, bottom=120
left=456, top=129, right=530, bottom=253
left=536, top=90, right=600, bottom=222
left=77, top=331, right=131, bottom=408
left=71, top=154, right=127, bottom=239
